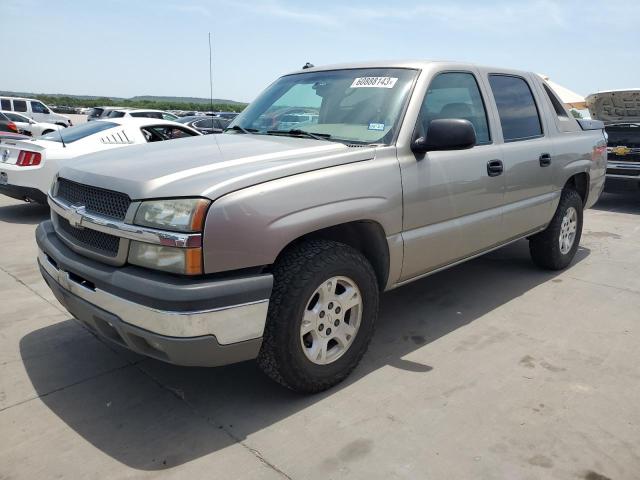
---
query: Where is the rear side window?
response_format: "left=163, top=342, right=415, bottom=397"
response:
left=419, top=71, right=491, bottom=145
left=489, top=75, right=542, bottom=142
left=543, top=84, right=569, bottom=119
left=1, top=99, right=10, bottom=110
left=3, top=112, right=26, bottom=122
left=13, top=100, right=27, bottom=112
left=108, top=111, right=126, bottom=118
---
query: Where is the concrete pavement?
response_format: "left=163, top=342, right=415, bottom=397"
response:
left=0, top=191, right=639, bottom=479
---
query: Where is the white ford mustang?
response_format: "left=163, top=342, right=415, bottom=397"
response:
left=0, top=117, right=201, bottom=204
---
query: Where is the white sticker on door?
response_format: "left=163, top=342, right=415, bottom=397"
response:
left=350, top=77, right=398, bottom=88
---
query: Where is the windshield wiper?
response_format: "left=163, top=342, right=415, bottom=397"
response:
left=224, top=125, right=258, bottom=134
left=266, top=129, right=331, bottom=141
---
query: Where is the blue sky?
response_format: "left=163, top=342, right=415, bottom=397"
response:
left=2, top=0, right=638, bottom=102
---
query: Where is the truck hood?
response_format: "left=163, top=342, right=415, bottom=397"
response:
left=58, top=133, right=376, bottom=200
left=586, top=89, right=640, bottom=124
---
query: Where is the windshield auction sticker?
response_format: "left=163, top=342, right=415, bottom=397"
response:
left=350, top=77, right=398, bottom=88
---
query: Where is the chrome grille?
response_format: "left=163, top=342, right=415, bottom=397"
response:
left=58, top=216, right=120, bottom=257
left=56, top=178, right=131, bottom=220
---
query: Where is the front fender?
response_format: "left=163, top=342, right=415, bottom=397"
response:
left=202, top=152, right=403, bottom=273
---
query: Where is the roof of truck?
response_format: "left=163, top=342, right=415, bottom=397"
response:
left=288, top=59, right=531, bottom=75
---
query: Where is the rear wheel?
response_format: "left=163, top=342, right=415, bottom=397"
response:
left=41, top=130, right=54, bottom=135
left=529, top=188, right=583, bottom=270
left=258, top=239, right=379, bottom=393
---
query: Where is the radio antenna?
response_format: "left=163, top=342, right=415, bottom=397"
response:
left=208, top=32, right=214, bottom=116
left=57, top=124, right=66, bottom=148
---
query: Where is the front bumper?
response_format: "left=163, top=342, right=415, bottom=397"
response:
left=36, top=220, right=273, bottom=366
left=606, top=161, right=640, bottom=182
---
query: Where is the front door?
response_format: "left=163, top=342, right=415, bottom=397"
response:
left=30, top=101, right=51, bottom=123
left=398, top=70, right=505, bottom=281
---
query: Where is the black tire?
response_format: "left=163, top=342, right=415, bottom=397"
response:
left=41, top=130, right=54, bottom=135
left=257, top=239, right=379, bottom=393
left=529, top=188, right=583, bottom=270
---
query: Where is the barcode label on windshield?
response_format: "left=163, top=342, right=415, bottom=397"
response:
left=350, top=77, right=398, bottom=88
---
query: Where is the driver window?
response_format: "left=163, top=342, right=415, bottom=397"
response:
left=420, top=72, right=491, bottom=145
left=31, top=101, right=49, bottom=114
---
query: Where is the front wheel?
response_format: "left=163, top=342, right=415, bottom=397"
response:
left=529, top=188, right=583, bottom=270
left=258, top=239, right=379, bottom=393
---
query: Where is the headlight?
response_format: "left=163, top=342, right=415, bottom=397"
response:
left=134, top=198, right=210, bottom=232
left=129, top=242, right=203, bottom=275
left=129, top=198, right=209, bottom=275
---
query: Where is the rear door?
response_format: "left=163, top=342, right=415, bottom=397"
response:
left=486, top=73, right=554, bottom=237
left=12, top=99, right=29, bottom=118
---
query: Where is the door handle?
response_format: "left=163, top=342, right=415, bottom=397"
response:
left=539, top=153, right=552, bottom=167
left=487, top=159, right=503, bottom=177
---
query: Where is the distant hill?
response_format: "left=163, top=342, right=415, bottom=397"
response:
left=0, top=90, right=248, bottom=112
left=0, top=91, right=244, bottom=105
left=130, top=95, right=244, bottom=105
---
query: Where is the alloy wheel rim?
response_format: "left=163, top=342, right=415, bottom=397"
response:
left=300, top=276, right=362, bottom=365
left=559, top=206, right=578, bottom=254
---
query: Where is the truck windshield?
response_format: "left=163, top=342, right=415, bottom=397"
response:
left=230, top=68, right=417, bottom=145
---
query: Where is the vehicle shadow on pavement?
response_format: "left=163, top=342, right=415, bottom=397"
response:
left=0, top=202, right=49, bottom=225
left=19, top=240, right=590, bottom=470
left=593, top=190, right=640, bottom=215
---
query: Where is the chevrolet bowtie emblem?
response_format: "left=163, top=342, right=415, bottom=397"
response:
left=612, top=146, right=631, bottom=156
left=68, top=205, right=87, bottom=229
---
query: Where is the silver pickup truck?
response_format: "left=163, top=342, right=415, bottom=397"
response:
left=36, top=61, right=607, bottom=393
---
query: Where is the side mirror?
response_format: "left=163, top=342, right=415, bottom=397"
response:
left=411, top=119, right=476, bottom=154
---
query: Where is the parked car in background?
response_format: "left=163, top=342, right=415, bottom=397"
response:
left=87, top=106, right=119, bottom=121
left=0, top=118, right=200, bottom=204
left=35, top=61, right=606, bottom=393
left=52, top=105, right=76, bottom=115
left=0, top=96, right=72, bottom=126
left=214, top=111, right=240, bottom=120
left=587, top=89, right=640, bottom=190
left=177, top=115, right=230, bottom=134
left=0, top=111, right=63, bottom=137
left=106, top=109, right=180, bottom=121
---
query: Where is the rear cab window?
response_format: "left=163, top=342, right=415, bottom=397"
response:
left=488, top=75, right=543, bottom=142
left=419, top=71, right=491, bottom=145
left=40, top=121, right=117, bottom=143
